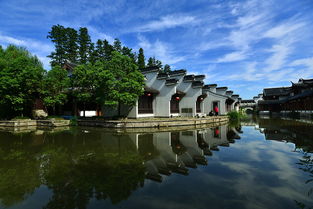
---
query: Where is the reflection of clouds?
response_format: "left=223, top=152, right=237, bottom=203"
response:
left=216, top=127, right=311, bottom=208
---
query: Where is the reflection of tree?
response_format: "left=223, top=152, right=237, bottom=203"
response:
left=0, top=130, right=145, bottom=209
left=0, top=134, right=41, bottom=207
left=41, top=147, right=145, bottom=209
left=295, top=150, right=313, bottom=209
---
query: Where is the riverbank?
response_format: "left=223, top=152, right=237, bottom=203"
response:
left=77, top=116, right=229, bottom=128
left=0, top=119, right=70, bottom=129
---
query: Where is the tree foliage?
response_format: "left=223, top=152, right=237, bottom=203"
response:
left=0, top=45, right=45, bottom=118
left=42, top=66, right=70, bottom=114
left=163, top=64, right=171, bottom=73
left=137, top=48, right=145, bottom=69
left=147, top=56, right=162, bottom=68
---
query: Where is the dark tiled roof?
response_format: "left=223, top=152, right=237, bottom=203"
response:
left=241, top=100, right=256, bottom=103
left=207, top=84, right=217, bottom=87
left=169, top=69, right=187, bottom=77
left=216, top=87, right=228, bottom=90
left=165, top=78, right=178, bottom=86
left=183, top=74, right=195, bottom=82
left=299, top=78, right=313, bottom=84
left=157, top=72, right=169, bottom=79
left=202, top=85, right=211, bottom=90
left=194, top=75, right=205, bottom=80
left=263, top=87, right=292, bottom=96
left=192, top=81, right=204, bottom=88
left=144, top=86, right=160, bottom=94
left=226, top=91, right=233, bottom=94
left=140, top=66, right=160, bottom=73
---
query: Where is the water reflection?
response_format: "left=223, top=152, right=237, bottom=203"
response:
left=0, top=118, right=312, bottom=209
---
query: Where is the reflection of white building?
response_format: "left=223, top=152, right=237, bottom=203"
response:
left=104, top=66, right=240, bottom=118
left=129, top=125, right=241, bottom=182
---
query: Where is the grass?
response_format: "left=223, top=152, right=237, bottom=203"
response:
left=12, top=116, right=31, bottom=120
left=46, top=116, right=64, bottom=120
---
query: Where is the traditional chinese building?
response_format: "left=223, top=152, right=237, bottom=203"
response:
left=258, top=78, right=313, bottom=114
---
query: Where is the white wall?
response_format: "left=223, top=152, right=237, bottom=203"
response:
left=202, top=90, right=227, bottom=115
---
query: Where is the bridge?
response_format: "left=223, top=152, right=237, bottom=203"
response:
left=240, top=100, right=257, bottom=113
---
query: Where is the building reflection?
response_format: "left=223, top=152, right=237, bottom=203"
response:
left=130, top=125, right=241, bottom=183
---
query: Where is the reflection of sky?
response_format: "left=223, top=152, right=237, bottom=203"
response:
left=3, top=126, right=313, bottom=209
left=87, top=126, right=312, bottom=209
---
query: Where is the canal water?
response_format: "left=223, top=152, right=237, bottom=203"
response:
left=0, top=117, right=312, bottom=209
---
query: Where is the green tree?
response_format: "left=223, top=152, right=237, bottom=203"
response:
left=113, top=38, right=122, bottom=53
left=147, top=56, right=162, bottom=68
left=42, top=66, right=70, bottom=115
left=71, top=63, right=96, bottom=117
left=0, top=45, right=45, bottom=118
left=47, top=24, right=67, bottom=67
left=78, top=27, right=92, bottom=64
left=103, top=39, right=113, bottom=60
left=163, top=64, right=171, bottom=73
left=95, top=39, right=105, bottom=61
left=64, top=27, right=78, bottom=63
left=122, top=46, right=136, bottom=63
left=137, top=48, right=145, bottom=69
left=104, top=51, right=145, bottom=116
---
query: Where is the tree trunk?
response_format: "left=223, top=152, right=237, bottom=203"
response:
left=118, top=102, right=121, bottom=117
left=83, top=102, right=86, bottom=117
left=73, top=99, right=78, bottom=116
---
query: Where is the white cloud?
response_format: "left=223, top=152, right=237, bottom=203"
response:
left=264, top=22, right=305, bottom=39
left=0, top=34, right=53, bottom=69
left=290, top=57, right=313, bottom=69
left=137, top=35, right=185, bottom=65
left=216, top=51, right=247, bottom=63
left=264, top=41, right=293, bottom=72
left=135, top=14, right=197, bottom=32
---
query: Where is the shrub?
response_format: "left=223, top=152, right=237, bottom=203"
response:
left=227, top=110, right=246, bottom=121
left=70, top=117, right=78, bottom=126
left=12, top=116, right=31, bottom=120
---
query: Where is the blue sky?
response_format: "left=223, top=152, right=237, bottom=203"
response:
left=0, top=0, right=313, bottom=99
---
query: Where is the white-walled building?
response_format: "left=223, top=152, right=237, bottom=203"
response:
left=104, top=66, right=240, bottom=118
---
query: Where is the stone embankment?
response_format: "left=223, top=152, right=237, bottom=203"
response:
left=0, top=119, right=70, bottom=130
left=77, top=116, right=229, bottom=128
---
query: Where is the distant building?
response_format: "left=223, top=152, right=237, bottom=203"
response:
left=258, top=78, right=313, bottom=113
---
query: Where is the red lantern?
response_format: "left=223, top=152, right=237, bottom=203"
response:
left=215, top=129, right=219, bottom=135
left=147, top=93, right=151, bottom=96
left=176, top=96, right=180, bottom=100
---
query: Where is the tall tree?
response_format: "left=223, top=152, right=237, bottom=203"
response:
left=103, top=39, right=113, bottom=60
left=71, top=63, right=96, bottom=117
left=42, top=66, right=70, bottom=114
left=64, top=27, right=78, bottom=63
left=0, top=45, right=45, bottom=118
left=147, top=56, right=162, bottom=68
left=163, top=64, right=171, bottom=73
left=47, top=24, right=67, bottom=67
left=147, top=57, right=154, bottom=67
left=122, top=46, right=136, bottom=63
left=104, top=51, right=145, bottom=116
left=95, top=39, right=105, bottom=61
left=113, top=38, right=122, bottom=53
left=78, top=27, right=92, bottom=64
left=137, top=48, right=145, bottom=69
